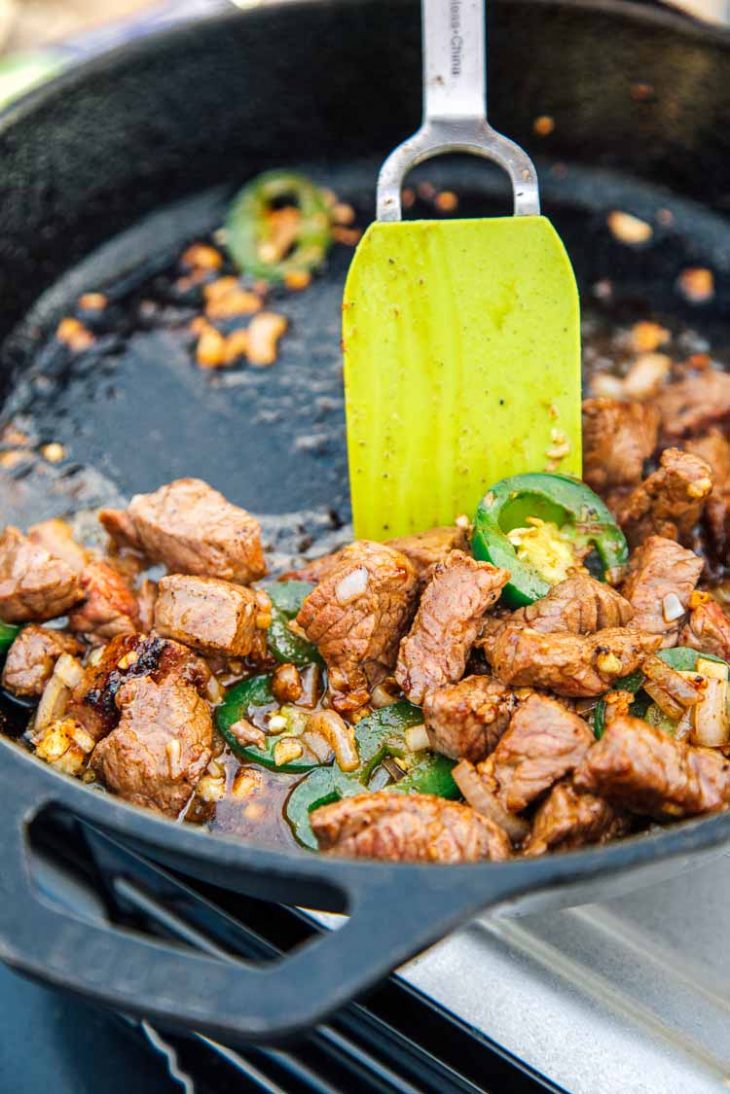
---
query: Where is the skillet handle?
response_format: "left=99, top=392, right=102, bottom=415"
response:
left=0, top=755, right=535, bottom=1043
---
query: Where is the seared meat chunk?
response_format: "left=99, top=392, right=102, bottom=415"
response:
left=621, top=536, right=703, bottom=645
left=483, top=694, right=594, bottom=812
left=396, top=552, right=509, bottom=705
left=0, top=526, right=83, bottom=622
left=487, top=624, right=661, bottom=697
left=1, top=625, right=83, bottom=697
left=154, top=574, right=259, bottom=657
left=297, top=541, right=418, bottom=712
left=68, top=633, right=210, bottom=741
left=100, top=478, right=266, bottom=584
left=27, top=518, right=87, bottom=572
left=311, top=791, right=511, bottom=863
left=91, top=671, right=213, bottom=817
left=582, top=397, right=659, bottom=492
left=524, top=780, right=627, bottom=856
left=488, top=574, right=633, bottom=638
left=386, top=525, right=470, bottom=583
left=685, top=429, right=730, bottom=563
left=657, top=369, right=730, bottom=439
left=575, top=714, right=730, bottom=818
left=68, top=560, right=140, bottom=640
left=613, top=447, right=712, bottom=547
left=679, top=597, right=730, bottom=662
left=423, top=675, right=517, bottom=762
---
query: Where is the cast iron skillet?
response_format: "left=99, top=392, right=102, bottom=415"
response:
left=0, top=0, right=729, bottom=1045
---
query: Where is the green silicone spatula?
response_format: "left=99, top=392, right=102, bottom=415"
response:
left=343, top=0, right=581, bottom=540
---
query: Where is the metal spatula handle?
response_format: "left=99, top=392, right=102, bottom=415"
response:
left=377, top=0, right=540, bottom=221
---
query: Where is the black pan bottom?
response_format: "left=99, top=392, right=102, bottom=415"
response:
left=1, top=155, right=728, bottom=542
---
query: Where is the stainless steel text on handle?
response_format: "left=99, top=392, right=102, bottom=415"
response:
left=377, top=0, right=540, bottom=222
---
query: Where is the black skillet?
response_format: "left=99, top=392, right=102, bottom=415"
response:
left=0, top=0, right=729, bottom=1044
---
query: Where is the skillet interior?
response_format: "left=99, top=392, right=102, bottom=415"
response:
left=0, top=0, right=729, bottom=1043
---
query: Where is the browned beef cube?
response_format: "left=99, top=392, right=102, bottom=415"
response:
left=91, top=671, right=213, bottom=817
left=613, top=447, right=712, bottom=547
left=496, top=574, right=634, bottom=637
left=100, top=478, right=266, bottom=584
left=657, top=370, right=730, bottom=439
left=680, top=597, right=730, bottom=662
left=296, top=540, right=418, bottom=712
left=487, top=624, right=661, bottom=697
left=67, top=633, right=210, bottom=741
left=524, top=780, right=627, bottom=856
left=0, top=526, right=84, bottom=622
left=386, top=525, right=470, bottom=583
left=311, top=791, right=511, bottom=863
left=1, top=625, right=83, bottom=697
left=423, top=674, right=516, bottom=763
left=154, top=574, right=258, bottom=656
left=574, top=714, right=730, bottom=818
left=484, top=694, right=594, bottom=812
left=68, top=560, right=140, bottom=640
left=396, top=552, right=509, bottom=705
left=582, top=397, right=659, bottom=492
left=621, top=535, right=703, bottom=645
left=27, top=518, right=87, bottom=571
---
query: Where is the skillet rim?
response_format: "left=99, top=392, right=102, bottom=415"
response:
left=0, top=0, right=728, bottom=894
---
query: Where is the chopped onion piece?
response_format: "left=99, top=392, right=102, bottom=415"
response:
left=697, top=657, right=729, bottom=682
left=405, top=723, right=430, bottom=752
left=691, top=676, right=730, bottom=748
left=453, top=759, right=529, bottom=843
left=661, top=593, right=685, bottom=623
left=54, top=653, right=84, bottom=689
left=643, top=655, right=704, bottom=711
left=307, top=710, right=359, bottom=772
left=335, top=566, right=369, bottom=604
left=34, top=675, right=71, bottom=733
left=300, top=729, right=334, bottom=764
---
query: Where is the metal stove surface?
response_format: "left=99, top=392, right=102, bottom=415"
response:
left=396, top=850, right=730, bottom=1093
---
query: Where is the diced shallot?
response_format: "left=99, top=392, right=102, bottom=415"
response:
left=453, top=759, right=529, bottom=844
left=404, top=723, right=430, bottom=752
left=306, top=710, right=359, bottom=772
left=335, top=566, right=369, bottom=605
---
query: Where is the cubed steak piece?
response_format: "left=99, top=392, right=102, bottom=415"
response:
left=680, top=596, right=730, bottom=662
left=685, top=430, right=730, bottom=564
left=582, top=397, right=659, bottom=492
left=613, top=447, right=713, bottom=547
left=487, top=574, right=634, bottom=639
left=657, top=369, right=730, bottom=439
left=524, top=780, right=628, bottom=856
left=91, top=671, right=213, bottom=817
left=574, top=714, right=730, bottom=818
left=154, top=574, right=259, bottom=656
left=423, top=674, right=517, bottom=763
left=486, top=624, right=661, bottom=697
left=482, top=693, right=594, bottom=812
left=100, top=478, right=267, bottom=584
left=27, top=518, right=87, bottom=572
left=296, top=540, right=418, bottom=712
left=621, top=535, right=703, bottom=645
left=1, top=625, right=83, bottom=697
left=0, top=526, right=84, bottom=622
left=396, top=551, right=509, bottom=705
left=386, top=525, right=470, bottom=583
left=311, top=791, right=511, bottom=863
left=68, top=560, right=140, bottom=640
left=67, top=633, right=211, bottom=741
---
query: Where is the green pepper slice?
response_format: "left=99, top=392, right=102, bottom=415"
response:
left=593, top=647, right=729, bottom=738
left=472, top=472, right=628, bottom=608
left=215, top=673, right=320, bottom=774
left=261, top=580, right=321, bottom=667
left=285, top=701, right=459, bottom=849
left=225, top=170, right=332, bottom=282
left=0, top=622, right=20, bottom=657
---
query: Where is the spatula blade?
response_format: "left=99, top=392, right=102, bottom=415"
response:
left=343, top=214, right=580, bottom=540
